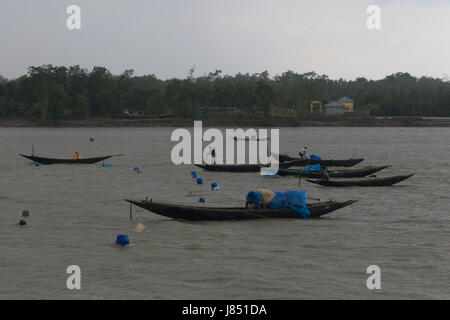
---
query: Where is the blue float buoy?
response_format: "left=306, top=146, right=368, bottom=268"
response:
left=191, top=171, right=198, bottom=179
left=211, top=182, right=219, bottom=190
left=199, top=198, right=206, bottom=203
left=115, top=234, right=130, bottom=246
left=196, top=178, right=203, bottom=185
left=89, top=137, right=94, bottom=142
left=264, top=173, right=279, bottom=177
left=133, top=167, right=140, bottom=173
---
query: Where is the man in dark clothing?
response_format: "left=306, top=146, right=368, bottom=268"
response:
left=321, top=167, right=330, bottom=182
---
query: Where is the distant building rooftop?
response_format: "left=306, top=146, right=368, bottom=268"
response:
left=325, top=102, right=345, bottom=108
left=338, top=97, right=354, bottom=103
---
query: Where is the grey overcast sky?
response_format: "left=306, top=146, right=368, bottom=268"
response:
left=1, top=0, right=449, bottom=80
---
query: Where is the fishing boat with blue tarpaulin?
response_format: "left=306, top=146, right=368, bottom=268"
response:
left=125, top=196, right=357, bottom=221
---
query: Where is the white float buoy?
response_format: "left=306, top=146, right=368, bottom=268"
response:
left=134, top=223, right=146, bottom=233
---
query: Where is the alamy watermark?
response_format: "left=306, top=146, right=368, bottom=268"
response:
left=66, top=5, right=381, bottom=31
left=66, top=265, right=81, bottom=290
left=66, top=5, right=81, bottom=30
left=170, top=121, right=279, bottom=175
left=367, top=5, right=381, bottom=30
left=366, top=265, right=381, bottom=290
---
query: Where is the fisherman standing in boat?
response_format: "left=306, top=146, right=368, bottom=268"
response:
left=299, top=146, right=307, bottom=159
left=73, top=151, right=80, bottom=160
left=321, top=167, right=330, bottom=182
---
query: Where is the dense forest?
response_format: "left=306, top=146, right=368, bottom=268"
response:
left=1, top=65, right=449, bottom=120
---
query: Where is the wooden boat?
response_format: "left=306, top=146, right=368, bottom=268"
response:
left=20, top=154, right=123, bottom=165
left=274, top=153, right=364, bottom=167
left=280, top=158, right=364, bottom=168
left=125, top=199, right=358, bottom=221
left=277, top=154, right=296, bottom=162
left=277, top=165, right=390, bottom=178
left=195, top=163, right=266, bottom=172
left=306, top=174, right=414, bottom=187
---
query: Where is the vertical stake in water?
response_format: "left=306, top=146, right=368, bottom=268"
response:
left=129, top=203, right=133, bottom=221
left=298, top=172, right=302, bottom=188
left=32, top=144, right=35, bottom=156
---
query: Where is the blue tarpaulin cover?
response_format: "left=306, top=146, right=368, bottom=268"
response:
left=309, top=154, right=322, bottom=160
left=246, top=191, right=265, bottom=209
left=246, top=190, right=310, bottom=218
left=301, top=164, right=322, bottom=173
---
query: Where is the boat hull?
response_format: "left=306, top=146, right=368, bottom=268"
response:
left=125, top=199, right=357, bottom=221
left=195, top=159, right=367, bottom=173
left=306, top=174, right=414, bottom=187
left=280, top=158, right=364, bottom=168
left=20, top=154, right=113, bottom=165
left=195, top=164, right=264, bottom=172
left=277, top=165, right=390, bottom=178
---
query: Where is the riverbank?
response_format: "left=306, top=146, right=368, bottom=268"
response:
left=1, top=116, right=450, bottom=127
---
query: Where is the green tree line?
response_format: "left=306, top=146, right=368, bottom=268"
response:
left=1, top=65, right=449, bottom=119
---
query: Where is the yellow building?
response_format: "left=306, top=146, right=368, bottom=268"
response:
left=310, top=100, right=323, bottom=113
left=337, top=97, right=354, bottom=113
left=311, top=97, right=354, bottom=113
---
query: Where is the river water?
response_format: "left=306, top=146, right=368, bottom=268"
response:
left=0, top=127, right=448, bottom=299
